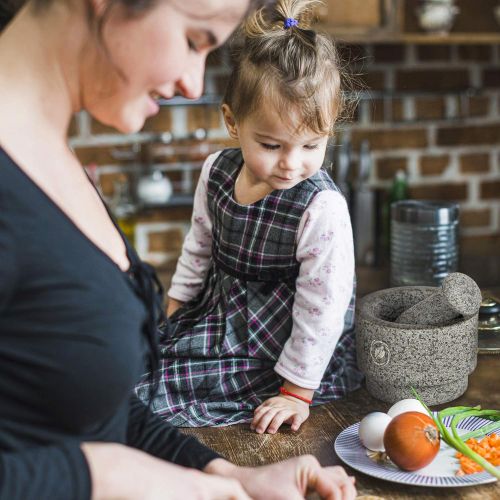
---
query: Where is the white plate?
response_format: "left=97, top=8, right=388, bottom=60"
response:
left=334, top=415, right=499, bottom=487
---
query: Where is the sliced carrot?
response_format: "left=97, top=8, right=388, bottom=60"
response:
left=456, top=433, right=500, bottom=475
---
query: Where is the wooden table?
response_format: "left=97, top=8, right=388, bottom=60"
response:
left=183, top=355, right=500, bottom=499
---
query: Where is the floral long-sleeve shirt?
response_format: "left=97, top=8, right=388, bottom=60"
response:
left=168, top=151, right=355, bottom=389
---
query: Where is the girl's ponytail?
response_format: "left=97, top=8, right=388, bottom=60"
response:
left=244, top=0, right=318, bottom=37
left=225, top=0, right=347, bottom=136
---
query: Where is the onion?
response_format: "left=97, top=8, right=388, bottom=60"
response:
left=383, top=411, right=440, bottom=471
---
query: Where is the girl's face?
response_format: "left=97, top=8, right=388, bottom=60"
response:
left=223, top=103, right=330, bottom=193
left=81, top=0, right=248, bottom=133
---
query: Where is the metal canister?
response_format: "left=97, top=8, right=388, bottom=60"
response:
left=390, top=200, right=459, bottom=286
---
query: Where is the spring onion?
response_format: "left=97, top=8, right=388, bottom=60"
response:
left=411, top=388, right=500, bottom=480
left=461, top=421, right=500, bottom=441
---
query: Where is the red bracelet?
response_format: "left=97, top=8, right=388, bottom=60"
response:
left=279, top=386, right=312, bottom=405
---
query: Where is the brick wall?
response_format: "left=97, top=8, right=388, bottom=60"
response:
left=339, top=43, right=500, bottom=235
left=69, top=43, right=500, bottom=287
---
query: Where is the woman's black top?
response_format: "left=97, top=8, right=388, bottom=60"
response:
left=0, top=147, right=220, bottom=500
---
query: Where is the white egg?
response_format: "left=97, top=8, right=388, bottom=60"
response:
left=387, top=398, right=428, bottom=418
left=358, top=412, right=392, bottom=452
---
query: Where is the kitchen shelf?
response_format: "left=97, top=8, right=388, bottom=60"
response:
left=393, top=33, right=500, bottom=44
left=317, top=0, right=500, bottom=45
left=137, top=194, right=195, bottom=213
left=158, top=95, right=222, bottom=107
left=352, top=88, right=481, bottom=99
left=317, top=26, right=500, bottom=44
left=155, top=88, right=482, bottom=113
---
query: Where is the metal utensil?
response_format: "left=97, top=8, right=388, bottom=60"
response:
left=478, top=294, right=500, bottom=354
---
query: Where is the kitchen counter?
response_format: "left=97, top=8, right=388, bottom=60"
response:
left=175, top=236, right=500, bottom=497
left=182, top=354, right=499, bottom=499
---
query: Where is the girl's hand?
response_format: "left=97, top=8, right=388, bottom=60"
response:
left=166, top=297, right=184, bottom=317
left=250, top=394, right=310, bottom=434
left=206, top=456, right=357, bottom=500
left=82, top=442, right=250, bottom=500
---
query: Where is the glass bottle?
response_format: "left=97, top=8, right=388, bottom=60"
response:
left=381, top=170, right=408, bottom=263
left=110, top=175, right=137, bottom=246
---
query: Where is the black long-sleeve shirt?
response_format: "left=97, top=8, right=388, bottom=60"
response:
left=0, top=147, right=220, bottom=499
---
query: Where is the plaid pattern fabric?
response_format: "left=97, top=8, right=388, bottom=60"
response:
left=136, top=148, right=362, bottom=427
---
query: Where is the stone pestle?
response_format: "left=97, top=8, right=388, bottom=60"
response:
left=395, top=272, right=482, bottom=326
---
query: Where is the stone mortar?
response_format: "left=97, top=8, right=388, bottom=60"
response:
left=395, top=272, right=482, bottom=326
left=356, top=286, right=478, bottom=405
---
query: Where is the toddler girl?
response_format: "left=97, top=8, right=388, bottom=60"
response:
left=136, top=0, right=363, bottom=432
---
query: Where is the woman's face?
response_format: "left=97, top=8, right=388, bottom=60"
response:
left=82, top=0, right=249, bottom=133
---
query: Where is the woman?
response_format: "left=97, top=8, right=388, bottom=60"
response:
left=0, top=1, right=356, bottom=499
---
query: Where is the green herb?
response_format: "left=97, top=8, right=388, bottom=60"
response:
left=410, top=388, right=500, bottom=480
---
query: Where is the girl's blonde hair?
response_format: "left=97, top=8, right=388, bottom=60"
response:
left=223, top=0, right=344, bottom=136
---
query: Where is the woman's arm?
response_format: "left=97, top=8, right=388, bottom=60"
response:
left=205, top=455, right=357, bottom=500
left=126, top=395, right=220, bottom=469
left=126, top=396, right=355, bottom=499
left=0, top=443, right=91, bottom=500
left=81, top=442, right=250, bottom=500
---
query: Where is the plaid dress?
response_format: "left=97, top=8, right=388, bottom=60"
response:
left=137, top=148, right=362, bottom=426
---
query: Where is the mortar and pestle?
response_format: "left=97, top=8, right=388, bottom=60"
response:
left=356, top=273, right=482, bottom=405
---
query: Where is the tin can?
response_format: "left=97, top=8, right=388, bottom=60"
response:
left=390, top=200, right=459, bottom=286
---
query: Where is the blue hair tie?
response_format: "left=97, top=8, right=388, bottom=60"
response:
left=284, top=17, right=299, bottom=29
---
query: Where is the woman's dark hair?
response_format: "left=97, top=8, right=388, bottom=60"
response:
left=0, top=0, right=23, bottom=30
left=0, top=0, right=277, bottom=32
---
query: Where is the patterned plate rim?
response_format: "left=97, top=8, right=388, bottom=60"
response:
left=334, top=414, right=499, bottom=488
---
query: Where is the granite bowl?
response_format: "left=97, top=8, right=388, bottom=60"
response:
left=356, top=286, right=478, bottom=405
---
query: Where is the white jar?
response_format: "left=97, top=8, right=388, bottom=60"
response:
left=494, top=3, right=500, bottom=27
left=137, top=170, right=173, bottom=206
left=416, top=1, right=459, bottom=34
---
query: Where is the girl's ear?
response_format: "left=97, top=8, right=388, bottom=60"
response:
left=221, top=104, right=239, bottom=140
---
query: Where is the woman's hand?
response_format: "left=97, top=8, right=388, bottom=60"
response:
left=166, top=297, right=184, bottom=317
left=251, top=394, right=310, bottom=434
left=205, top=456, right=357, bottom=500
left=82, top=442, right=250, bottom=500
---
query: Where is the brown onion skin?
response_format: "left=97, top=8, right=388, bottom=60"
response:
left=383, top=411, right=440, bottom=471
